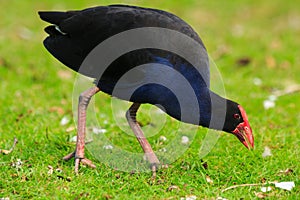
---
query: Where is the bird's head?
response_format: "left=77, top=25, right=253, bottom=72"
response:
left=224, top=101, right=254, bottom=149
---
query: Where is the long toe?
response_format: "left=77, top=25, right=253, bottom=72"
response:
left=63, top=152, right=75, bottom=161
left=81, top=158, right=96, bottom=168
left=74, top=158, right=96, bottom=174
left=151, top=164, right=158, bottom=178
left=63, top=151, right=96, bottom=173
left=74, top=158, right=80, bottom=174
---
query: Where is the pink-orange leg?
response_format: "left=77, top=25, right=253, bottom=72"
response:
left=126, top=103, right=160, bottom=177
left=63, top=86, right=100, bottom=173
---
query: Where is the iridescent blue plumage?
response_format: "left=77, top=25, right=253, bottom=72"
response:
left=38, top=5, right=254, bottom=174
left=39, top=4, right=253, bottom=135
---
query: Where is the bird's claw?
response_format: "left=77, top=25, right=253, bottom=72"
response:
left=79, top=158, right=96, bottom=168
left=150, top=162, right=160, bottom=178
left=74, top=158, right=96, bottom=173
left=63, top=152, right=75, bottom=161
left=63, top=152, right=96, bottom=173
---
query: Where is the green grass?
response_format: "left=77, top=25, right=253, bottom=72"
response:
left=0, top=0, right=299, bottom=199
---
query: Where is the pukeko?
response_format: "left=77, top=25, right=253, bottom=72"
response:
left=39, top=5, right=254, bottom=175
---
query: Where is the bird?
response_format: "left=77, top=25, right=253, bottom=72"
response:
left=38, top=5, right=254, bottom=175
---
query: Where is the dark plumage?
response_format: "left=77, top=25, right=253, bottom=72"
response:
left=39, top=5, right=254, bottom=174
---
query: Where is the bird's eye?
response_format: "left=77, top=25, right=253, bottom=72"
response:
left=233, top=114, right=241, bottom=119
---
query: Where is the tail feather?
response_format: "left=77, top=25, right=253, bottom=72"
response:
left=43, top=36, right=84, bottom=73
left=38, top=11, right=76, bottom=25
left=44, top=25, right=67, bottom=36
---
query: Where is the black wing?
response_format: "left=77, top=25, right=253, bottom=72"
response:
left=39, top=5, right=207, bottom=76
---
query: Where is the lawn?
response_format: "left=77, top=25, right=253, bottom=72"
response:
left=0, top=0, right=299, bottom=199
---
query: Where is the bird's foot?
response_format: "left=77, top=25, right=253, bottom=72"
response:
left=63, top=152, right=96, bottom=173
left=146, top=152, right=160, bottom=178
left=150, top=163, right=159, bottom=179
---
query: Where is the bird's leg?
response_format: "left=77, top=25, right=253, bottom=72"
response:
left=63, top=86, right=100, bottom=173
left=126, top=103, right=160, bottom=177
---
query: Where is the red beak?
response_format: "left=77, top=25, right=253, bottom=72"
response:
left=232, top=105, right=254, bottom=149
